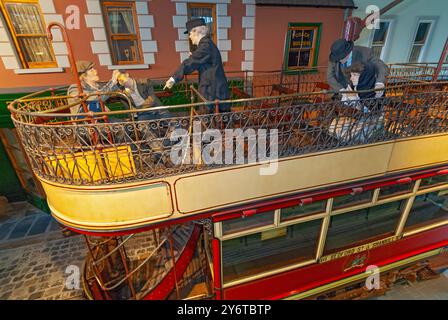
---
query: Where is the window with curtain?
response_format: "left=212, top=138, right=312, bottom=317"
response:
left=0, top=0, right=56, bottom=68
left=284, top=23, right=322, bottom=71
left=409, top=21, right=432, bottom=63
left=102, top=1, right=143, bottom=65
left=371, top=21, right=390, bottom=59
left=187, top=3, right=216, bottom=52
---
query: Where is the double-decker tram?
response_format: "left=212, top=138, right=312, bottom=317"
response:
left=8, top=63, right=448, bottom=300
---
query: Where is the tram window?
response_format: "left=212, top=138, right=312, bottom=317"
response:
left=332, top=190, right=374, bottom=211
left=379, top=182, right=414, bottom=199
left=222, top=219, right=322, bottom=283
left=222, top=210, right=275, bottom=236
left=280, top=200, right=326, bottom=222
left=323, top=200, right=405, bottom=255
left=404, top=191, right=448, bottom=231
left=419, top=175, right=448, bottom=189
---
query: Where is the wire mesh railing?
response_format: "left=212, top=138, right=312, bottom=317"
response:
left=8, top=81, right=448, bottom=186
left=83, top=224, right=208, bottom=300
left=8, top=63, right=448, bottom=186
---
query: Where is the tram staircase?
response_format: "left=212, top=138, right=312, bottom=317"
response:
left=84, top=222, right=208, bottom=300
left=136, top=222, right=203, bottom=300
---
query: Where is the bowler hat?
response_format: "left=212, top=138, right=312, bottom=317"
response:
left=75, top=60, right=94, bottom=75
left=184, top=18, right=206, bottom=34
left=329, top=39, right=354, bottom=62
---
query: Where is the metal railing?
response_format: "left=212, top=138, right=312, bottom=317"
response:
left=387, top=62, right=448, bottom=83
left=84, top=225, right=189, bottom=300
left=8, top=81, right=448, bottom=186
left=8, top=64, right=448, bottom=186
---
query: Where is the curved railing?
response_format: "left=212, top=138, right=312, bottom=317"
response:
left=82, top=223, right=210, bottom=300
left=7, top=63, right=448, bottom=186
left=8, top=82, right=448, bottom=186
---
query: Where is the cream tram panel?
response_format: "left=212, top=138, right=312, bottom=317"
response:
left=174, top=143, right=395, bottom=214
left=41, top=180, right=173, bottom=228
left=387, top=134, right=448, bottom=172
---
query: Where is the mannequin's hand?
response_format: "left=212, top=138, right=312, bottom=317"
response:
left=164, top=77, right=175, bottom=90
left=375, top=82, right=385, bottom=98
left=111, top=70, right=120, bottom=84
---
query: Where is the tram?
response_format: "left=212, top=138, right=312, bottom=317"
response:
left=7, top=61, right=448, bottom=300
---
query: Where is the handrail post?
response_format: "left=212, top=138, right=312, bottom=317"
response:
left=212, top=238, right=222, bottom=300
left=84, top=236, right=112, bottom=300
left=433, top=37, right=448, bottom=82
left=117, top=237, right=137, bottom=299
left=169, top=232, right=180, bottom=299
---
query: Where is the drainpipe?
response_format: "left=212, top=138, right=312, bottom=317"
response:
left=433, top=37, right=448, bottom=82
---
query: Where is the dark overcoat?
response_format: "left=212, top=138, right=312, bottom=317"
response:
left=327, top=46, right=389, bottom=91
left=172, top=36, right=230, bottom=104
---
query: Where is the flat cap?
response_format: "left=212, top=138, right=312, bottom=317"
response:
left=75, top=60, right=94, bottom=75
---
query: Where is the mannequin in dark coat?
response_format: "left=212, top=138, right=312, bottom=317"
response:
left=327, top=39, right=389, bottom=96
left=165, top=19, right=230, bottom=113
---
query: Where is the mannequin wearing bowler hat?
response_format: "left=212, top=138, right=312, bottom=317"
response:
left=327, top=39, right=389, bottom=97
left=164, top=18, right=230, bottom=113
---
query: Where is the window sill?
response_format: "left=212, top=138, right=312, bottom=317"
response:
left=107, top=64, right=150, bottom=70
left=14, top=68, right=64, bottom=74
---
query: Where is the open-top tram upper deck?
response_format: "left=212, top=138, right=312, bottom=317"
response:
left=7, top=64, right=448, bottom=233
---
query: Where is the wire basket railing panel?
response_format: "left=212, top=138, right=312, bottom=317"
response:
left=83, top=224, right=207, bottom=300
left=8, top=63, right=448, bottom=186
left=9, top=82, right=448, bottom=186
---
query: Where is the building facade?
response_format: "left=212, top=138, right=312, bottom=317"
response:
left=352, top=0, right=448, bottom=63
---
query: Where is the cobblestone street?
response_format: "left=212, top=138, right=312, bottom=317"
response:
left=0, top=201, right=86, bottom=300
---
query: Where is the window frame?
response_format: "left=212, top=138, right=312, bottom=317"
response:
left=369, top=18, right=393, bottom=61
left=0, top=0, right=57, bottom=69
left=323, top=199, right=407, bottom=255
left=187, top=2, right=217, bottom=51
left=283, top=22, right=322, bottom=72
left=220, top=213, right=325, bottom=287
left=215, top=169, right=448, bottom=288
left=408, top=19, right=436, bottom=63
left=101, top=1, right=144, bottom=66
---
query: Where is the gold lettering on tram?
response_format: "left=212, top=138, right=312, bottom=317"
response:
left=319, top=236, right=399, bottom=263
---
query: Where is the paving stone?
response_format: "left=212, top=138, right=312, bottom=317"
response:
left=27, top=215, right=52, bottom=236
left=29, top=291, right=44, bottom=300
left=8, top=216, right=35, bottom=239
left=25, top=209, right=43, bottom=217
left=0, top=222, right=15, bottom=241
left=49, top=221, right=62, bottom=232
left=0, top=291, right=12, bottom=299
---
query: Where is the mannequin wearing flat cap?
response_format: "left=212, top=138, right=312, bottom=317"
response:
left=327, top=39, right=389, bottom=98
left=164, top=18, right=230, bottom=113
left=67, top=61, right=120, bottom=114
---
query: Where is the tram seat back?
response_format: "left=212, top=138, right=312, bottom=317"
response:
left=44, top=145, right=136, bottom=182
